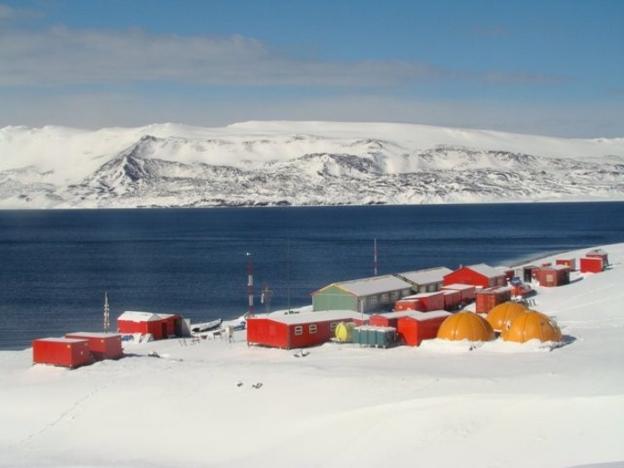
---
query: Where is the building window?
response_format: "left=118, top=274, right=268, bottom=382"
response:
left=330, top=322, right=339, bottom=332
left=294, top=326, right=303, bottom=336
left=419, top=285, right=427, bottom=293
left=390, top=291, right=399, bottom=301
left=381, top=293, right=389, bottom=303
left=402, top=289, right=411, bottom=296
left=368, top=295, right=378, bottom=306
left=427, top=284, right=435, bottom=292
left=309, top=324, right=318, bottom=334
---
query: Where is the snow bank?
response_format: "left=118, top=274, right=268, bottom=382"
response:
left=1, top=243, right=624, bottom=467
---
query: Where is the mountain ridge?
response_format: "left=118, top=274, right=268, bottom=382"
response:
left=1, top=121, right=623, bottom=208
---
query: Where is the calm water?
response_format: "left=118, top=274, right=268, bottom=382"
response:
left=1, top=202, right=623, bottom=349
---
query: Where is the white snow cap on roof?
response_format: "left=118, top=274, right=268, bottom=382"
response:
left=397, top=267, right=453, bottom=285
left=403, top=310, right=451, bottom=321
left=443, top=283, right=476, bottom=291
left=35, top=337, right=88, bottom=344
left=402, top=291, right=443, bottom=299
left=118, top=311, right=166, bottom=322
left=253, top=310, right=368, bottom=325
left=333, top=275, right=411, bottom=296
left=65, top=332, right=121, bottom=339
left=467, top=263, right=505, bottom=278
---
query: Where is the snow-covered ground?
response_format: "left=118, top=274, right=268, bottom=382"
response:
left=1, top=244, right=624, bottom=467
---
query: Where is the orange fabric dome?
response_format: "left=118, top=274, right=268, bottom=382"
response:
left=437, top=311, right=495, bottom=342
left=502, top=310, right=562, bottom=343
left=486, top=302, right=528, bottom=332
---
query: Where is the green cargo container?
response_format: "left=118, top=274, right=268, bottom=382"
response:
left=353, top=326, right=396, bottom=348
left=374, top=328, right=396, bottom=348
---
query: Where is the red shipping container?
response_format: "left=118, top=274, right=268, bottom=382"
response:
left=475, top=287, right=512, bottom=314
left=534, top=266, right=570, bottom=287
left=397, top=311, right=451, bottom=346
left=404, top=292, right=445, bottom=312
left=441, top=289, right=461, bottom=310
left=32, top=338, right=92, bottom=369
left=580, top=257, right=604, bottom=273
left=370, top=311, right=422, bottom=328
left=65, top=332, right=123, bottom=360
left=394, top=298, right=422, bottom=311
left=586, top=249, right=609, bottom=266
left=442, top=284, right=476, bottom=303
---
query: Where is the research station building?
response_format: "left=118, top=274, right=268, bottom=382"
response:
left=312, top=267, right=451, bottom=314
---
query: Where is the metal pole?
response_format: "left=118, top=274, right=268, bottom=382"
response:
left=373, top=238, right=378, bottom=276
left=246, top=252, right=254, bottom=315
left=103, top=291, right=110, bottom=332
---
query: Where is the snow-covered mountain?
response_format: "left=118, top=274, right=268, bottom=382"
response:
left=1, top=121, right=623, bottom=208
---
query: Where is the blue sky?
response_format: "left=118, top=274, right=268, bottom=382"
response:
left=0, top=0, right=622, bottom=136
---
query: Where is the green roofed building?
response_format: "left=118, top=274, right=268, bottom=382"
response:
left=312, top=274, right=412, bottom=314
left=312, top=267, right=453, bottom=314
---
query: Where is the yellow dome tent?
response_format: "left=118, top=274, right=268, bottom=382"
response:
left=335, top=322, right=355, bottom=342
left=437, top=311, right=495, bottom=342
left=502, top=310, right=562, bottom=343
left=486, top=302, right=528, bottom=332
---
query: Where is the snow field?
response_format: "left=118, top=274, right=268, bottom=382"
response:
left=1, top=243, right=624, bottom=467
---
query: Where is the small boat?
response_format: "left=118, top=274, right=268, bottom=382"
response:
left=190, top=318, right=222, bottom=333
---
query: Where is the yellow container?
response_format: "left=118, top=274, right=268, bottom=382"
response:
left=335, top=322, right=355, bottom=342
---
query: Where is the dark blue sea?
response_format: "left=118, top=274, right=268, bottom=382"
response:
left=1, top=202, right=623, bottom=350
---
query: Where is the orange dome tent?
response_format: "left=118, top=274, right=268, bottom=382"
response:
left=502, top=310, right=562, bottom=343
left=437, top=311, right=495, bottom=342
left=486, top=302, right=528, bottom=332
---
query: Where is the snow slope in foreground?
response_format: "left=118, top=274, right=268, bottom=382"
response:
left=1, top=244, right=624, bottom=467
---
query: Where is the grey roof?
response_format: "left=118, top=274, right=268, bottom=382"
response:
left=398, top=267, right=453, bottom=285
left=332, top=274, right=412, bottom=297
left=466, top=263, right=505, bottom=279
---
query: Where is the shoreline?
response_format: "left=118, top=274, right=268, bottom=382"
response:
left=1, top=198, right=624, bottom=212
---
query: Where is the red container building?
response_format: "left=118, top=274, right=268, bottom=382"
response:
left=586, top=249, right=609, bottom=266
left=442, top=283, right=476, bottom=303
left=117, top=311, right=181, bottom=340
left=394, top=298, right=422, bottom=311
left=370, top=311, right=422, bottom=328
left=534, top=265, right=570, bottom=287
left=400, top=292, right=445, bottom=312
left=65, top=332, right=123, bottom=360
left=475, top=287, right=512, bottom=314
left=247, top=310, right=368, bottom=349
left=556, top=258, right=576, bottom=270
left=32, top=338, right=92, bottom=369
left=443, top=264, right=507, bottom=289
left=396, top=311, right=451, bottom=346
left=580, top=257, right=604, bottom=273
left=441, top=289, right=462, bottom=310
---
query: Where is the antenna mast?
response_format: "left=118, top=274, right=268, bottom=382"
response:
left=103, top=291, right=110, bottom=332
left=373, top=238, right=379, bottom=276
left=246, top=252, right=254, bottom=315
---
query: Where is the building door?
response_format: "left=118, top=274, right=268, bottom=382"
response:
left=161, top=323, right=168, bottom=339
